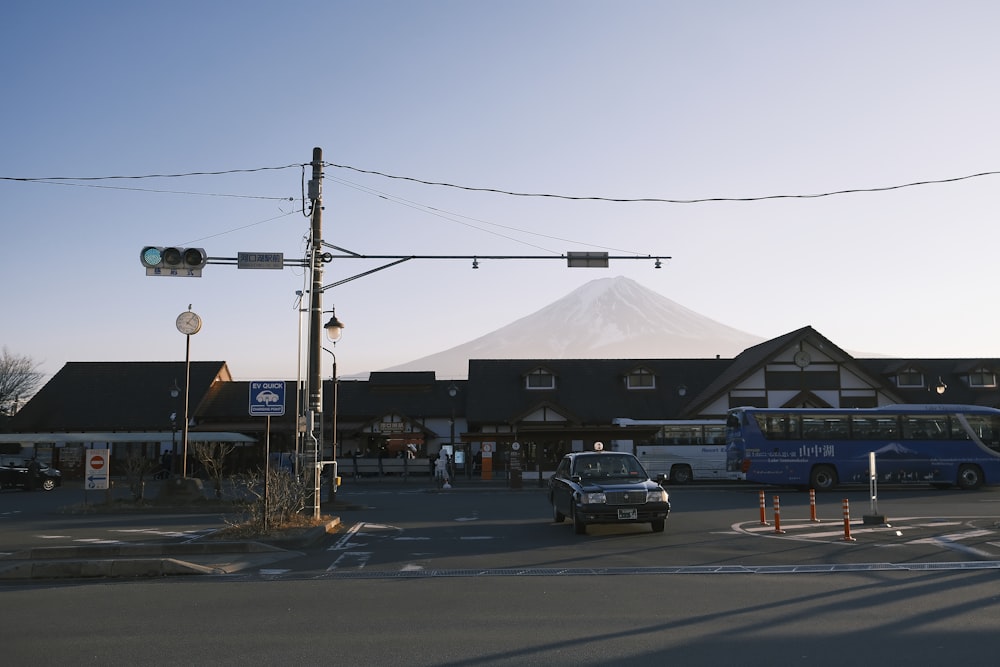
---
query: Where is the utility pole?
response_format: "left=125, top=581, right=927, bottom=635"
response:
left=307, top=147, right=324, bottom=519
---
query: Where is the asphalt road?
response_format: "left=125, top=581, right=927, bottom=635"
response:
left=4, top=480, right=1000, bottom=665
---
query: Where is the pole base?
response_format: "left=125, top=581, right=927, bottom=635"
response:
left=862, top=514, right=888, bottom=525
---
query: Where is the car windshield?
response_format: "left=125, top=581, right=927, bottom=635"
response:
left=573, top=455, right=643, bottom=479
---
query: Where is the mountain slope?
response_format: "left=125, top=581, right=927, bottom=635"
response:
left=382, top=276, right=765, bottom=377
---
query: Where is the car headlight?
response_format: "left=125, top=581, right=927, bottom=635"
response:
left=582, top=492, right=607, bottom=504
left=646, top=488, right=668, bottom=503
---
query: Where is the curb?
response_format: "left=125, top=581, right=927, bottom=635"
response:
left=0, top=519, right=341, bottom=581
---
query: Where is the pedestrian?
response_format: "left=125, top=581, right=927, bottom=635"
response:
left=435, top=450, right=450, bottom=489
left=377, top=448, right=385, bottom=477
left=351, top=450, right=359, bottom=480
left=26, top=456, right=40, bottom=491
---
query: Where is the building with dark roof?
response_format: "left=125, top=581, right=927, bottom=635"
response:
left=7, top=326, right=1000, bottom=479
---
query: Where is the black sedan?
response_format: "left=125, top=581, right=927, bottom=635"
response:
left=0, top=457, right=62, bottom=491
left=549, top=446, right=670, bottom=534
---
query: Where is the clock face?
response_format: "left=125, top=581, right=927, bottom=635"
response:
left=794, top=350, right=811, bottom=368
left=176, top=311, right=202, bottom=335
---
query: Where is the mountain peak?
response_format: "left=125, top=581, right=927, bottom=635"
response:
left=381, top=276, right=764, bottom=377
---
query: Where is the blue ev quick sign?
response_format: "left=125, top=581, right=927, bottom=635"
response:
left=249, top=381, right=286, bottom=416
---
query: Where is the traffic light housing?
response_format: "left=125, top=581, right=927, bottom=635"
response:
left=140, top=246, right=207, bottom=277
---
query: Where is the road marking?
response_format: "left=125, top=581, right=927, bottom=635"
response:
left=329, top=552, right=372, bottom=570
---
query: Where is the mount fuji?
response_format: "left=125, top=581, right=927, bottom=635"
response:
left=380, top=276, right=766, bottom=378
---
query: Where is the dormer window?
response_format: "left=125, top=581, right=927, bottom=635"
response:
left=969, top=368, right=997, bottom=388
left=525, top=368, right=555, bottom=390
left=626, top=367, right=656, bottom=390
left=896, top=369, right=924, bottom=388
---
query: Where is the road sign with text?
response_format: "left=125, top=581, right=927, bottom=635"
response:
left=250, top=381, right=286, bottom=416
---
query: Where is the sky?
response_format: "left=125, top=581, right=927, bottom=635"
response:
left=3, top=1, right=1000, bottom=387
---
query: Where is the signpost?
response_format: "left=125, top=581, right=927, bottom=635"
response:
left=85, top=450, right=109, bottom=490
left=249, top=381, right=286, bottom=416
left=250, top=381, right=285, bottom=532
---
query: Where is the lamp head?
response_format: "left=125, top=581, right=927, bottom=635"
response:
left=324, top=308, right=346, bottom=342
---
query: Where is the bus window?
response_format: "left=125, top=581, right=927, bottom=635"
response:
left=949, top=416, right=971, bottom=441
left=756, top=414, right=799, bottom=439
left=705, top=424, right=726, bottom=445
left=660, top=425, right=701, bottom=445
left=963, top=414, right=1000, bottom=452
left=851, top=416, right=899, bottom=440
left=902, top=415, right=950, bottom=440
left=802, top=415, right=849, bottom=440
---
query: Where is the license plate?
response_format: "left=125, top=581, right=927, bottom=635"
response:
left=617, top=508, right=637, bottom=520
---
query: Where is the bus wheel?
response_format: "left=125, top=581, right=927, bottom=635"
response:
left=957, top=464, right=983, bottom=490
left=810, top=465, right=838, bottom=491
left=669, top=465, right=692, bottom=484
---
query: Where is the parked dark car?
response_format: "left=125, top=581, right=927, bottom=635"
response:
left=0, top=457, right=62, bottom=491
left=549, top=444, right=670, bottom=534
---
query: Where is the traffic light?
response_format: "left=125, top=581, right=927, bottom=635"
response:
left=140, top=246, right=207, bottom=277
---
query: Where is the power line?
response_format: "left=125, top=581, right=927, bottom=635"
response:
left=4, top=160, right=999, bottom=204
left=15, top=179, right=293, bottom=201
left=327, top=163, right=1000, bottom=204
left=0, top=163, right=302, bottom=182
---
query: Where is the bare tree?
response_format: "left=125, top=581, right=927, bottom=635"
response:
left=0, top=348, right=43, bottom=416
left=192, top=441, right=235, bottom=499
left=227, top=468, right=308, bottom=535
left=123, top=447, right=156, bottom=501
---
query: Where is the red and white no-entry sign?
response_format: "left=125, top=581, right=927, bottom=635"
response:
left=86, top=451, right=110, bottom=490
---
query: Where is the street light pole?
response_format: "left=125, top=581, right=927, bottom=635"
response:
left=169, top=379, right=180, bottom=475
left=448, top=383, right=461, bottom=478
left=306, top=147, right=325, bottom=520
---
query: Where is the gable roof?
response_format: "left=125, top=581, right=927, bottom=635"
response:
left=683, top=326, right=904, bottom=413
left=10, top=361, right=230, bottom=432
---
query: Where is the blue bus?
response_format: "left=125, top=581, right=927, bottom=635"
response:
left=726, top=405, right=1000, bottom=490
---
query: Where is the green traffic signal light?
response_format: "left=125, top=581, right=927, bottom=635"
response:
left=140, top=246, right=164, bottom=267
left=140, top=245, right=207, bottom=276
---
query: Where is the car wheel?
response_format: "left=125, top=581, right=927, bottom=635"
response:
left=572, top=506, right=587, bottom=535
left=552, top=497, right=565, bottom=523
left=669, top=465, right=692, bottom=484
left=957, top=464, right=983, bottom=490
left=809, top=465, right=838, bottom=491
left=651, top=519, right=665, bottom=533
left=41, top=478, right=56, bottom=491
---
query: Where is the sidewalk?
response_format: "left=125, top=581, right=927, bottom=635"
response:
left=338, top=470, right=549, bottom=491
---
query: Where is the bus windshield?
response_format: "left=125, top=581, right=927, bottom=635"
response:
left=727, top=405, right=1000, bottom=490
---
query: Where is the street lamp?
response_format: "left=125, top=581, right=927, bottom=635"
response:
left=323, top=308, right=345, bottom=343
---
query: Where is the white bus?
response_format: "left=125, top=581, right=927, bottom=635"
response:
left=613, top=418, right=741, bottom=484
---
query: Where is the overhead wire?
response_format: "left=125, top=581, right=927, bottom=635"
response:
left=327, top=174, right=642, bottom=256
left=4, top=160, right=998, bottom=205
left=326, top=163, right=1000, bottom=204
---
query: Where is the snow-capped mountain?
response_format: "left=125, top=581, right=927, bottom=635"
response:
left=380, top=276, right=765, bottom=378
